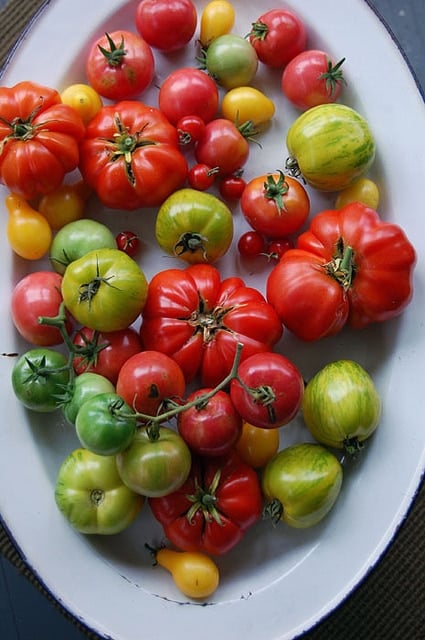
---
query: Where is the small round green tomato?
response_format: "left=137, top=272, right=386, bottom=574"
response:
left=286, top=103, right=376, bottom=191
left=155, top=188, right=233, bottom=264
left=205, top=34, right=258, bottom=89
left=116, top=426, right=192, bottom=497
left=302, top=360, right=382, bottom=453
left=11, top=348, right=70, bottom=412
left=262, top=443, right=343, bottom=528
left=55, top=447, right=144, bottom=534
left=75, top=392, right=136, bottom=456
left=61, top=248, right=148, bottom=332
left=50, top=219, right=117, bottom=275
left=62, top=371, right=115, bottom=425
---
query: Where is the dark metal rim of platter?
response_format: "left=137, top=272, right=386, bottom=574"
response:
left=0, top=1, right=424, bottom=639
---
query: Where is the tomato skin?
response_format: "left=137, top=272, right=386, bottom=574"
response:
left=79, top=101, right=188, bottom=210
left=135, top=0, right=197, bottom=51
left=302, top=360, right=382, bottom=450
left=62, top=371, right=115, bottom=425
left=149, top=451, right=263, bottom=555
left=11, top=348, right=70, bottom=412
left=61, top=248, right=148, bottom=332
left=177, top=389, right=242, bottom=457
left=240, top=172, right=310, bottom=239
left=55, top=448, right=144, bottom=534
left=159, top=68, right=219, bottom=126
left=195, top=118, right=250, bottom=177
left=237, top=230, right=267, bottom=259
left=248, top=9, right=307, bottom=68
left=219, top=174, right=246, bottom=201
left=286, top=104, right=376, bottom=191
left=116, top=426, right=192, bottom=498
left=199, top=0, right=235, bottom=47
left=72, top=326, right=143, bottom=385
left=262, top=443, right=343, bottom=528
left=6, top=193, right=52, bottom=260
left=115, top=231, right=141, bottom=257
left=235, top=421, right=280, bottom=469
left=266, top=249, right=350, bottom=341
left=0, top=81, right=85, bottom=199
left=116, top=350, right=186, bottom=416
left=176, top=115, right=206, bottom=146
left=229, top=352, right=304, bottom=429
left=60, top=83, right=103, bottom=125
left=85, top=30, right=154, bottom=100
left=187, top=164, right=219, bottom=191
left=204, top=35, right=258, bottom=89
left=282, top=50, right=345, bottom=110
left=221, top=86, right=275, bottom=128
left=154, top=548, right=219, bottom=599
left=38, top=183, right=87, bottom=230
left=155, top=188, right=233, bottom=264
left=335, top=177, right=380, bottom=210
left=11, top=271, right=68, bottom=346
left=140, top=263, right=283, bottom=386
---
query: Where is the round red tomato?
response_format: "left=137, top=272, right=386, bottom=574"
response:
left=135, top=0, right=197, bottom=51
left=85, top=30, right=154, bottom=100
left=116, top=230, right=141, bottom=257
left=11, top=271, right=70, bottom=346
left=159, top=68, right=219, bottom=126
left=195, top=118, right=250, bottom=177
left=178, top=389, right=242, bottom=457
left=230, top=352, right=304, bottom=429
left=248, top=9, right=307, bottom=68
left=241, top=172, right=310, bottom=238
left=116, top=350, right=186, bottom=417
left=281, top=50, right=346, bottom=110
left=72, top=326, right=143, bottom=385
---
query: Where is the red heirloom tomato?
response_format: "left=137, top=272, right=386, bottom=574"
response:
left=230, top=352, right=304, bottom=429
left=72, top=326, right=143, bottom=385
left=85, top=30, right=154, bottom=100
left=79, top=101, right=188, bottom=209
left=282, top=50, right=346, bottom=110
left=159, top=68, right=219, bottom=126
left=149, top=451, right=263, bottom=555
left=195, top=118, right=250, bottom=177
left=0, top=81, right=85, bottom=199
left=139, top=263, right=283, bottom=386
left=177, top=389, right=242, bottom=457
left=116, top=350, right=186, bottom=417
left=135, top=0, right=197, bottom=51
left=241, top=171, right=310, bottom=238
left=248, top=9, right=307, bottom=68
left=11, top=271, right=70, bottom=346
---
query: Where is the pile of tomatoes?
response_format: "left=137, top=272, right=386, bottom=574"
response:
left=1, top=0, right=417, bottom=598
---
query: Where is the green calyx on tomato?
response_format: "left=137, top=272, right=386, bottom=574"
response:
left=98, top=32, right=127, bottom=67
left=108, top=113, right=157, bottom=186
left=263, top=170, right=290, bottom=213
left=319, top=57, right=346, bottom=98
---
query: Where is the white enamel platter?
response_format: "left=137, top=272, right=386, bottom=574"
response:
left=0, top=1, right=424, bottom=639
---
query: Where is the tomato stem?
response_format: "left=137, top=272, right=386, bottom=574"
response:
left=263, top=498, right=283, bottom=525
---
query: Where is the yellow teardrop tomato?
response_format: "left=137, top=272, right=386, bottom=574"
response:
left=60, top=83, right=103, bottom=125
left=199, top=0, right=235, bottom=47
left=155, top=548, right=220, bottom=599
left=335, top=177, right=380, bottom=210
left=235, top=421, right=280, bottom=468
left=6, top=193, right=52, bottom=260
left=221, top=86, right=275, bottom=128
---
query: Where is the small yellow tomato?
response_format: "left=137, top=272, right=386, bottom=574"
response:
left=155, top=548, right=220, bottom=599
left=235, top=421, right=280, bottom=468
left=38, top=181, right=89, bottom=230
left=335, top=177, right=380, bottom=209
left=199, top=0, right=235, bottom=47
left=6, top=193, right=52, bottom=260
left=60, top=83, right=103, bottom=125
left=221, top=86, right=275, bottom=128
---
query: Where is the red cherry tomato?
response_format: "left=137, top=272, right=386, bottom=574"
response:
left=219, top=174, right=246, bottom=201
left=187, top=164, right=220, bottom=191
left=176, top=115, right=206, bottom=145
left=135, top=0, right=197, bottom=51
left=116, top=230, right=141, bottom=257
left=237, top=231, right=267, bottom=259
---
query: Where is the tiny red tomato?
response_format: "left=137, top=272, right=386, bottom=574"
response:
left=176, top=115, right=205, bottom=145
left=267, top=238, right=294, bottom=260
left=187, top=164, right=220, bottom=191
left=219, top=174, right=246, bottom=201
left=116, top=231, right=141, bottom=257
left=237, top=230, right=267, bottom=259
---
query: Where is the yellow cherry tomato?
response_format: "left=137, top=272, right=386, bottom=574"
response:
left=335, top=177, right=380, bottom=210
left=38, top=181, right=90, bottom=230
left=200, top=0, right=235, bottom=47
left=221, top=86, right=275, bottom=129
left=235, top=421, right=280, bottom=468
left=154, top=548, right=220, bottom=599
left=6, top=193, right=52, bottom=260
left=60, top=83, right=103, bottom=125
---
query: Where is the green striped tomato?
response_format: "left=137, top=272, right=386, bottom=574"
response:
left=302, top=359, right=381, bottom=453
left=285, top=104, right=376, bottom=191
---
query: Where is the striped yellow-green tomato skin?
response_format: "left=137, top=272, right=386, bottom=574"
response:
left=286, top=104, right=376, bottom=191
left=155, top=188, right=234, bottom=264
left=302, top=360, right=382, bottom=449
left=262, top=443, right=343, bottom=528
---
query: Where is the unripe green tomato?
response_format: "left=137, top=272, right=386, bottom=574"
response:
left=205, top=34, right=258, bottom=89
left=286, top=103, right=376, bottom=191
left=302, top=359, right=381, bottom=452
left=262, top=442, right=343, bottom=528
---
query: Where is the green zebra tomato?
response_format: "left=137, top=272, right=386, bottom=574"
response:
left=155, top=188, right=233, bottom=264
left=302, top=360, right=382, bottom=453
left=285, top=103, right=375, bottom=191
